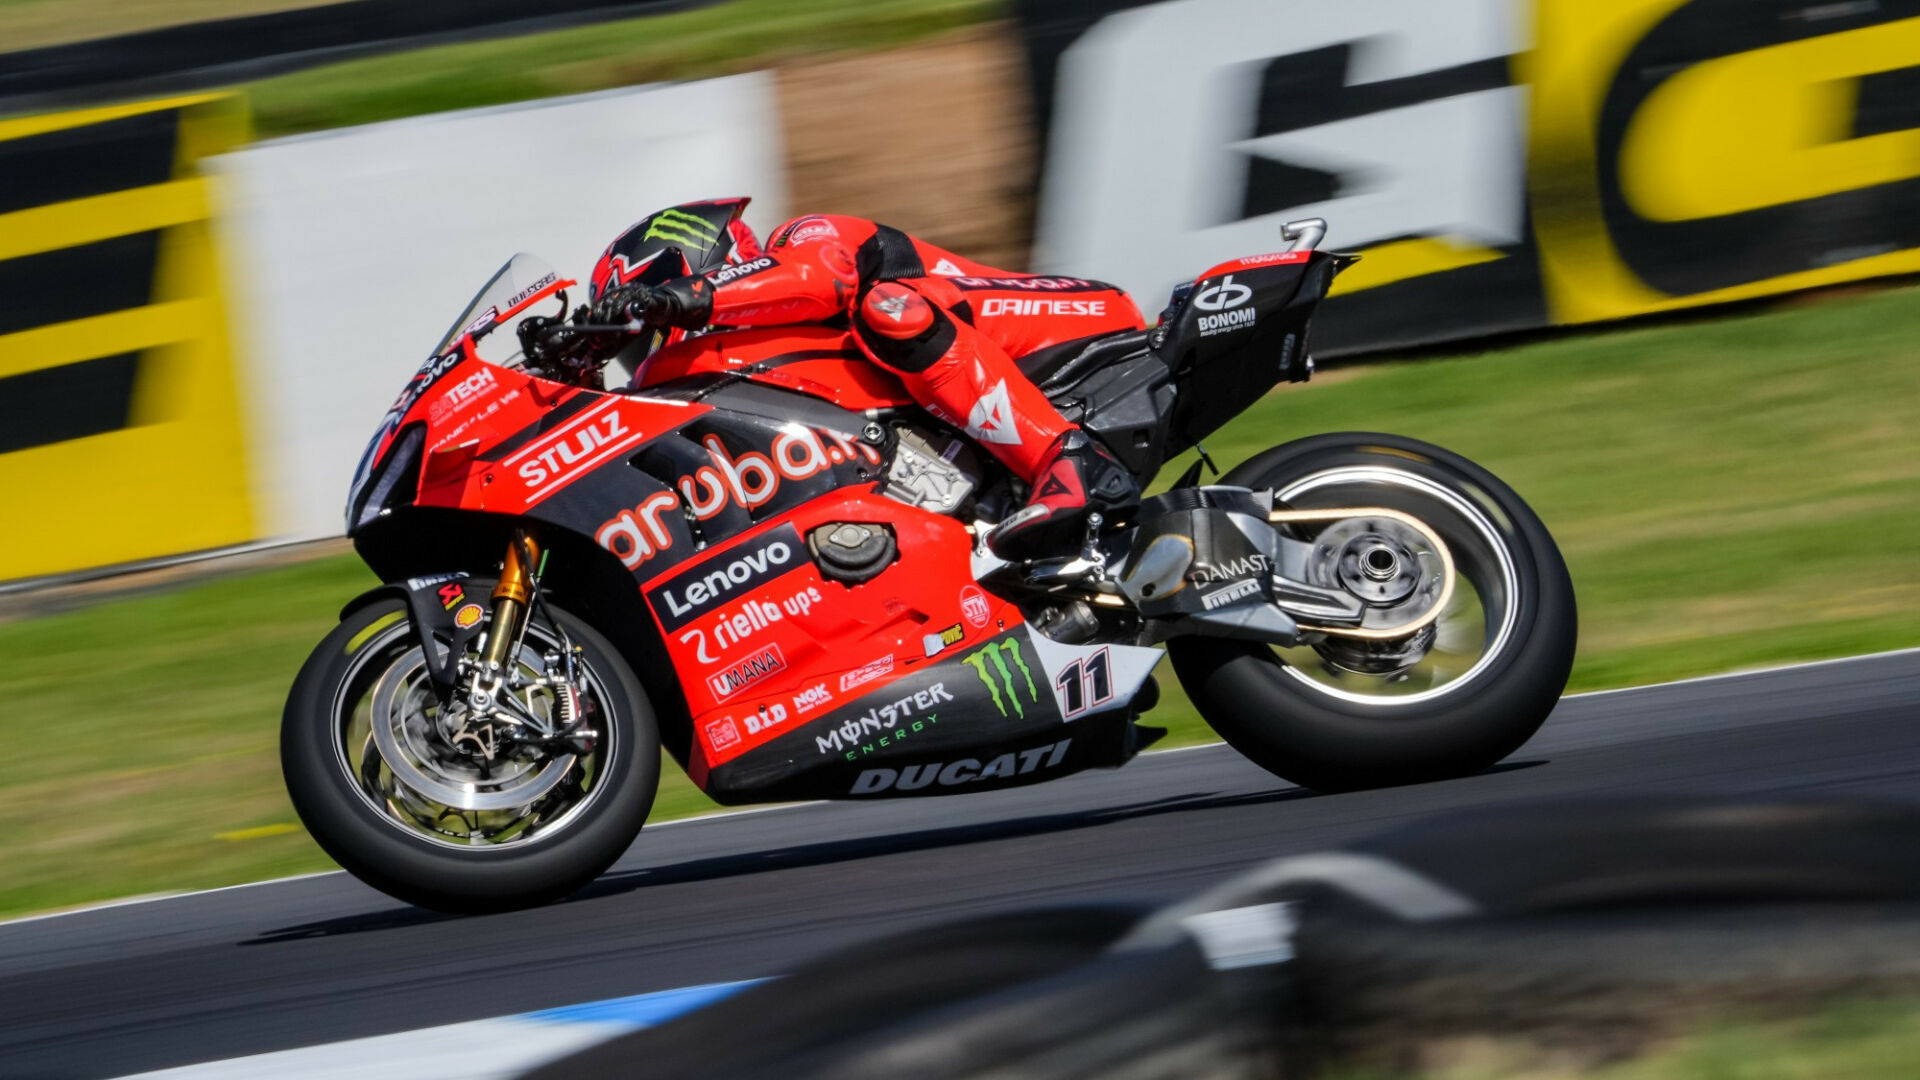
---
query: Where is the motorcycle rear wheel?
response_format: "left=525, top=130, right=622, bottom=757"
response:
left=282, top=598, right=658, bottom=913
left=1168, top=433, right=1576, bottom=793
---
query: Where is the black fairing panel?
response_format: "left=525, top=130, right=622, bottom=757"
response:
left=700, top=627, right=1140, bottom=804
left=1047, top=349, right=1177, bottom=482
left=1020, top=328, right=1151, bottom=388
left=1038, top=252, right=1348, bottom=485
left=346, top=422, right=424, bottom=536
left=627, top=384, right=885, bottom=548
left=1158, top=251, right=1342, bottom=453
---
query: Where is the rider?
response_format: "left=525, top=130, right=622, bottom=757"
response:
left=580, top=197, right=1143, bottom=561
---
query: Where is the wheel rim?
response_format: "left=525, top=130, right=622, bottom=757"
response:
left=1270, top=465, right=1522, bottom=707
left=331, top=618, right=617, bottom=849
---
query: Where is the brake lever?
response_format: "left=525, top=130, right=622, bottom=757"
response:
left=566, top=322, right=650, bottom=333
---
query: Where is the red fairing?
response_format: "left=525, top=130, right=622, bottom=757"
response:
left=632, top=324, right=918, bottom=412
left=1195, top=251, right=1310, bottom=282
left=405, top=357, right=710, bottom=516
left=647, top=489, right=1024, bottom=789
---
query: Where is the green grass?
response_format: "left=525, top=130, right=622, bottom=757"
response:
left=2, top=284, right=1917, bottom=917
left=0, top=553, right=727, bottom=916
left=243, top=0, right=1002, bottom=138
left=1331, top=996, right=1920, bottom=1080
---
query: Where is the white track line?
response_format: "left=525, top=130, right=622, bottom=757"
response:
left=116, top=979, right=762, bottom=1080
left=0, top=873, right=345, bottom=928
left=1554, top=645, right=1920, bottom=700
left=8, top=646, right=1914, bottom=929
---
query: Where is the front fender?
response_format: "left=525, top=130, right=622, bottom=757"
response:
left=339, top=574, right=496, bottom=693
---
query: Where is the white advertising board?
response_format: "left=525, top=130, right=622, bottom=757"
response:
left=1033, top=0, right=1525, bottom=308
left=215, top=74, right=786, bottom=541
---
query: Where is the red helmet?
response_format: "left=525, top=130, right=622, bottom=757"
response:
left=590, top=197, right=761, bottom=303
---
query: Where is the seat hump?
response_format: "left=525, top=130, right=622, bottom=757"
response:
left=1019, top=329, right=1153, bottom=391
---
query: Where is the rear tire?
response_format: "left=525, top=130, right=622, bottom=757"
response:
left=282, top=599, right=658, bottom=913
left=1168, top=433, right=1576, bottom=792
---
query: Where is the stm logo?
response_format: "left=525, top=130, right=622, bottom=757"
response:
left=849, top=739, right=1073, bottom=793
left=959, top=584, right=991, bottom=629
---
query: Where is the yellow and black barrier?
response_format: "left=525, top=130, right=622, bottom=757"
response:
left=0, top=94, right=255, bottom=580
left=1018, top=0, right=1920, bottom=353
left=1320, top=0, right=1920, bottom=348
left=1529, top=0, right=1920, bottom=322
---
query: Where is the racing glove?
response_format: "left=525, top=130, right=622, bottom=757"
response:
left=592, top=277, right=715, bottom=330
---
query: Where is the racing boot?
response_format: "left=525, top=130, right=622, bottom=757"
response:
left=988, top=429, right=1140, bottom=562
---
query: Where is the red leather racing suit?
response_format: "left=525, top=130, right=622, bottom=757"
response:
left=690, top=214, right=1146, bottom=481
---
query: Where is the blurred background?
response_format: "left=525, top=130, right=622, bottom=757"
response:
left=1, top=0, right=1918, bottom=1073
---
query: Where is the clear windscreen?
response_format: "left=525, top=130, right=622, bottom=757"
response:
left=429, top=253, right=564, bottom=361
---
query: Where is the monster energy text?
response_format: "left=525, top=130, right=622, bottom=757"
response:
left=963, top=638, right=1039, bottom=718
left=815, top=683, right=954, bottom=758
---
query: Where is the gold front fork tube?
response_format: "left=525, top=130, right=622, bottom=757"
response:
left=481, top=529, right=541, bottom=672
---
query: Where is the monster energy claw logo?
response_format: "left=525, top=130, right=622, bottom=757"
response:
left=643, top=208, right=722, bottom=247
left=963, top=639, right=1039, bottom=718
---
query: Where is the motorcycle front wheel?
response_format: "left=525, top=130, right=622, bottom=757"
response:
left=1168, top=432, right=1577, bottom=793
left=282, top=598, right=658, bottom=913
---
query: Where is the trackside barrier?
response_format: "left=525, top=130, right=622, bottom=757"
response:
left=0, top=95, right=257, bottom=580
left=1022, top=0, right=1920, bottom=354
left=214, top=74, right=785, bottom=546
left=1, top=75, right=784, bottom=581
left=523, top=798, right=1920, bottom=1079
left=0, top=0, right=720, bottom=105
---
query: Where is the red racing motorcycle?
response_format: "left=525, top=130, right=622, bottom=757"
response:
left=282, top=219, right=1576, bottom=912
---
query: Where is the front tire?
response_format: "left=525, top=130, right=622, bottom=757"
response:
left=1168, top=433, right=1576, bottom=792
left=282, top=599, right=659, bottom=913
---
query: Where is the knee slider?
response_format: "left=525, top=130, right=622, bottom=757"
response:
left=856, top=282, right=955, bottom=373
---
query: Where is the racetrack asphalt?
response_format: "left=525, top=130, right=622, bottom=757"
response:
left=4, top=649, right=1917, bottom=1079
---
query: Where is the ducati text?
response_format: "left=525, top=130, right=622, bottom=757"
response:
left=850, top=740, right=1073, bottom=793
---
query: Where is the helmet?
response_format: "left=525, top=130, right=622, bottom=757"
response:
left=590, top=197, right=762, bottom=304
left=589, top=198, right=761, bottom=381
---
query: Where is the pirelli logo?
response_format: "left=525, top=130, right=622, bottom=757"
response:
left=0, top=94, right=255, bottom=581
